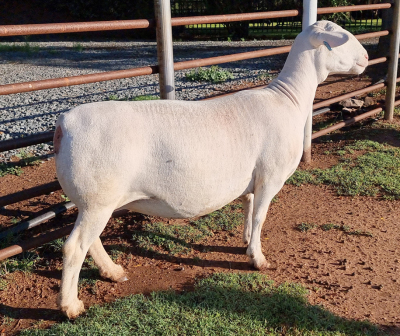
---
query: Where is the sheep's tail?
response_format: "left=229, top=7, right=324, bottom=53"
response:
left=53, top=124, right=63, bottom=155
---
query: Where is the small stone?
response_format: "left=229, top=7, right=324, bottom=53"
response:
left=339, top=98, right=364, bottom=108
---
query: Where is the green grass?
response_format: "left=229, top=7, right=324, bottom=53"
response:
left=185, top=66, right=234, bottom=83
left=107, top=94, right=159, bottom=101
left=21, top=272, right=381, bottom=336
left=299, top=223, right=373, bottom=237
left=287, top=140, right=400, bottom=199
left=0, top=252, right=40, bottom=277
left=132, top=204, right=243, bottom=256
left=0, top=42, right=39, bottom=53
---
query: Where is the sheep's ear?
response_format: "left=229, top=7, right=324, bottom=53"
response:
left=309, top=30, right=349, bottom=49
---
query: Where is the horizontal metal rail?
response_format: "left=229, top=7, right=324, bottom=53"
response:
left=0, top=202, right=75, bottom=239
left=311, top=106, right=383, bottom=139
left=317, top=3, right=391, bottom=14
left=0, top=4, right=390, bottom=37
left=0, top=181, right=61, bottom=208
left=0, top=224, right=74, bottom=261
left=0, top=66, right=158, bottom=96
left=0, top=132, right=54, bottom=152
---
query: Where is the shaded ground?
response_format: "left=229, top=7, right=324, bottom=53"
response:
left=1, top=69, right=400, bottom=335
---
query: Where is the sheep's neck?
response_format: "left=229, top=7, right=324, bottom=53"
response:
left=268, top=49, right=323, bottom=124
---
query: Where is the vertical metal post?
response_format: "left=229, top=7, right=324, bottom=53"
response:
left=154, top=0, right=175, bottom=99
left=385, top=0, right=400, bottom=120
left=301, top=0, right=317, bottom=163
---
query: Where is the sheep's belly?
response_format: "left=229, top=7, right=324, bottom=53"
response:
left=122, top=195, right=238, bottom=219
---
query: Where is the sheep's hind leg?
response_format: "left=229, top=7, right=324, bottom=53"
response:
left=58, top=207, right=114, bottom=319
left=241, top=193, right=254, bottom=245
left=246, top=180, right=283, bottom=270
left=89, top=237, right=128, bottom=282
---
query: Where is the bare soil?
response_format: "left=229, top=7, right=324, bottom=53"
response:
left=1, top=72, right=400, bottom=335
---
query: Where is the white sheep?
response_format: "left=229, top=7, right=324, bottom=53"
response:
left=54, top=20, right=368, bottom=318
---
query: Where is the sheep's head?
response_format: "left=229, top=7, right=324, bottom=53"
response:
left=306, top=20, right=368, bottom=77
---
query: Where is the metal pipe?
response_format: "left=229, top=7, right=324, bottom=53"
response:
left=0, top=132, right=54, bottom=153
left=385, top=0, right=400, bottom=120
left=0, top=181, right=61, bottom=208
left=355, top=30, right=390, bottom=40
left=171, top=10, right=300, bottom=26
left=302, top=0, right=318, bottom=163
left=0, top=66, right=158, bottom=96
left=317, top=3, right=391, bottom=14
left=0, top=20, right=153, bottom=37
left=311, top=107, right=383, bottom=139
left=174, top=45, right=292, bottom=71
left=155, top=0, right=175, bottom=100
left=0, top=224, right=74, bottom=261
left=0, top=202, right=75, bottom=240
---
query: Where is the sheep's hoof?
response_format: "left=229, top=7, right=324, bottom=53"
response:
left=116, top=274, right=129, bottom=282
left=249, top=257, right=271, bottom=271
left=58, top=298, right=85, bottom=319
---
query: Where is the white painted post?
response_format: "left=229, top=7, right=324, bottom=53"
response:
left=302, top=0, right=317, bottom=163
left=384, top=0, right=400, bottom=120
left=154, top=0, right=175, bottom=99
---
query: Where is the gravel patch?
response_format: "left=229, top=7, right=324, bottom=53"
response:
left=0, top=38, right=378, bottom=161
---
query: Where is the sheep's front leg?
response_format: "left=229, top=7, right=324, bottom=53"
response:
left=58, top=208, right=113, bottom=319
left=246, top=181, right=282, bottom=270
left=241, top=193, right=254, bottom=245
left=89, top=237, right=128, bottom=282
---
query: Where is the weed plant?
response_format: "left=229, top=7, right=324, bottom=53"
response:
left=287, top=140, right=400, bottom=199
left=185, top=66, right=234, bottom=83
left=22, top=272, right=381, bottom=336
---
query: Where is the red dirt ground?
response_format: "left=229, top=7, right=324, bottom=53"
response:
left=1, top=72, right=400, bottom=335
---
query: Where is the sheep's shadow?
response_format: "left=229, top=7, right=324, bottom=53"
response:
left=0, top=303, right=64, bottom=322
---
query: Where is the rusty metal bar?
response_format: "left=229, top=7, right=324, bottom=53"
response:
left=311, top=107, right=383, bottom=139
left=174, top=45, right=292, bottom=71
left=171, top=10, right=300, bottom=26
left=0, top=20, right=153, bottom=37
left=0, top=10, right=302, bottom=38
left=0, top=181, right=61, bottom=208
left=317, top=3, right=391, bottom=15
left=0, top=132, right=54, bottom=153
left=313, top=83, right=386, bottom=110
left=0, top=202, right=75, bottom=240
left=0, top=224, right=74, bottom=261
left=368, top=56, right=388, bottom=66
left=0, top=66, right=158, bottom=96
left=356, top=30, right=390, bottom=40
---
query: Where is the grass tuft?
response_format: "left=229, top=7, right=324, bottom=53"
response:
left=287, top=140, right=400, bottom=199
left=185, top=65, right=234, bottom=83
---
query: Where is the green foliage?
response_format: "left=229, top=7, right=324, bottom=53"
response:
left=0, top=163, right=23, bottom=177
left=296, top=222, right=317, bottom=232
left=287, top=140, right=400, bottom=199
left=0, top=252, right=40, bottom=277
left=22, top=272, right=381, bottom=336
left=132, top=204, right=243, bottom=255
left=185, top=66, right=234, bottom=83
left=0, top=42, right=39, bottom=53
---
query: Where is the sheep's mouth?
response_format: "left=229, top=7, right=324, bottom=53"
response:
left=356, top=62, right=367, bottom=68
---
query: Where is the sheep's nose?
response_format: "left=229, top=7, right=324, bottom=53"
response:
left=364, top=54, right=369, bottom=60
